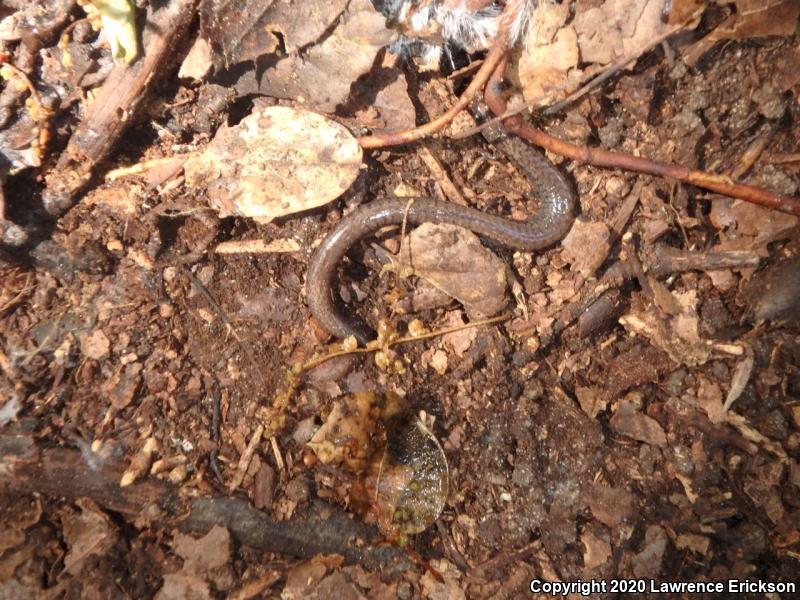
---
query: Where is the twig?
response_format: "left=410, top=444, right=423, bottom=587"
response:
left=483, top=57, right=800, bottom=216
left=356, top=1, right=517, bottom=149
left=418, top=146, right=469, bottom=206
left=42, top=0, right=197, bottom=216
left=0, top=430, right=411, bottom=568
left=646, top=246, right=761, bottom=277
left=184, top=267, right=242, bottom=342
left=208, top=390, right=224, bottom=483
left=542, top=25, right=683, bottom=116
left=228, top=424, right=264, bottom=492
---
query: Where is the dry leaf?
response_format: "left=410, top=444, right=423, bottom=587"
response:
left=518, top=2, right=581, bottom=106
left=172, top=526, right=231, bottom=574
left=675, top=533, right=710, bottom=554
left=582, top=529, right=612, bottom=570
left=573, top=0, right=674, bottom=65
left=156, top=573, right=211, bottom=600
left=62, top=499, right=116, bottom=576
left=610, top=398, right=667, bottom=447
left=575, top=386, right=606, bottom=419
left=709, top=0, right=800, bottom=40
left=80, top=329, right=110, bottom=360
left=620, top=290, right=717, bottom=366
left=307, top=392, right=378, bottom=472
left=235, top=0, right=395, bottom=112
left=582, top=483, right=635, bottom=529
left=631, top=525, right=668, bottom=578
left=398, top=223, right=509, bottom=318
left=560, top=219, right=611, bottom=278
left=695, top=376, right=726, bottom=424
left=184, top=106, right=362, bottom=222
left=199, top=0, right=349, bottom=67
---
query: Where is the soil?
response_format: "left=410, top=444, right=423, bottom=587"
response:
left=1, top=9, right=799, bottom=600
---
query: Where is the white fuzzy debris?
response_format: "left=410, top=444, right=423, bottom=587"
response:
left=435, top=3, right=502, bottom=52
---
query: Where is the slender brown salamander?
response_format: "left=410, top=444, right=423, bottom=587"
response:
left=306, top=124, right=576, bottom=345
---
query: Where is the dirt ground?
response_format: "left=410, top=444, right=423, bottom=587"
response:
left=1, top=1, right=800, bottom=599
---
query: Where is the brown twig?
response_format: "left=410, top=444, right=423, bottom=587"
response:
left=483, top=57, right=800, bottom=216
left=356, top=1, right=518, bottom=149
left=0, top=427, right=411, bottom=569
left=42, top=0, right=197, bottom=216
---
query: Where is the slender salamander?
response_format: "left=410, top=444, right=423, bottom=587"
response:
left=305, top=123, right=577, bottom=344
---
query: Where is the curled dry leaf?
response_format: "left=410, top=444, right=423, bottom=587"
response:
left=373, top=410, right=449, bottom=538
left=307, top=392, right=448, bottom=538
left=397, top=223, right=509, bottom=318
left=184, top=106, right=362, bottom=222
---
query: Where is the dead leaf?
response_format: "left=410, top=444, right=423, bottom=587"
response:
left=179, top=37, right=213, bottom=80
left=430, top=349, right=448, bottom=375
left=79, top=329, right=110, bottom=360
left=353, top=68, right=415, bottom=130
left=582, top=483, right=634, bottom=529
left=575, top=386, right=606, bottom=419
left=707, top=0, right=800, bottom=40
left=419, top=559, right=465, bottom=600
left=667, top=0, right=706, bottom=24
left=518, top=2, right=581, bottom=106
left=308, top=392, right=378, bottom=472
left=695, top=376, right=726, bottom=424
left=620, top=290, right=715, bottom=366
left=172, top=526, right=231, bottom=574
left=631, top=525, right=668, bottom=578
left=582, top=528, right=612, bottom=570
left=441, top=311, right=476, bottom=357
left=398, top=223, right=508, bottom=318
left=199, top=0, right=349, bottom=67
left=234, top=0, right=395, bottom=112
left=610, top=397, right=667, bottom=447
left=104, top=362, right=142, bottom=409
left=62, top=499, right=116, bottom=576
left=282, top=556, right=335, bottom=600
left=560, top=219, right=611, bottom=278
left=675, top=533, right=710, bottom=554
left=710, top=199, right=797, bottom=256
left=573, top=0, right=674, bottom=65
left=184, top=106, right=362, bottom=222
left=156, top=573, right=211, bottom=600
